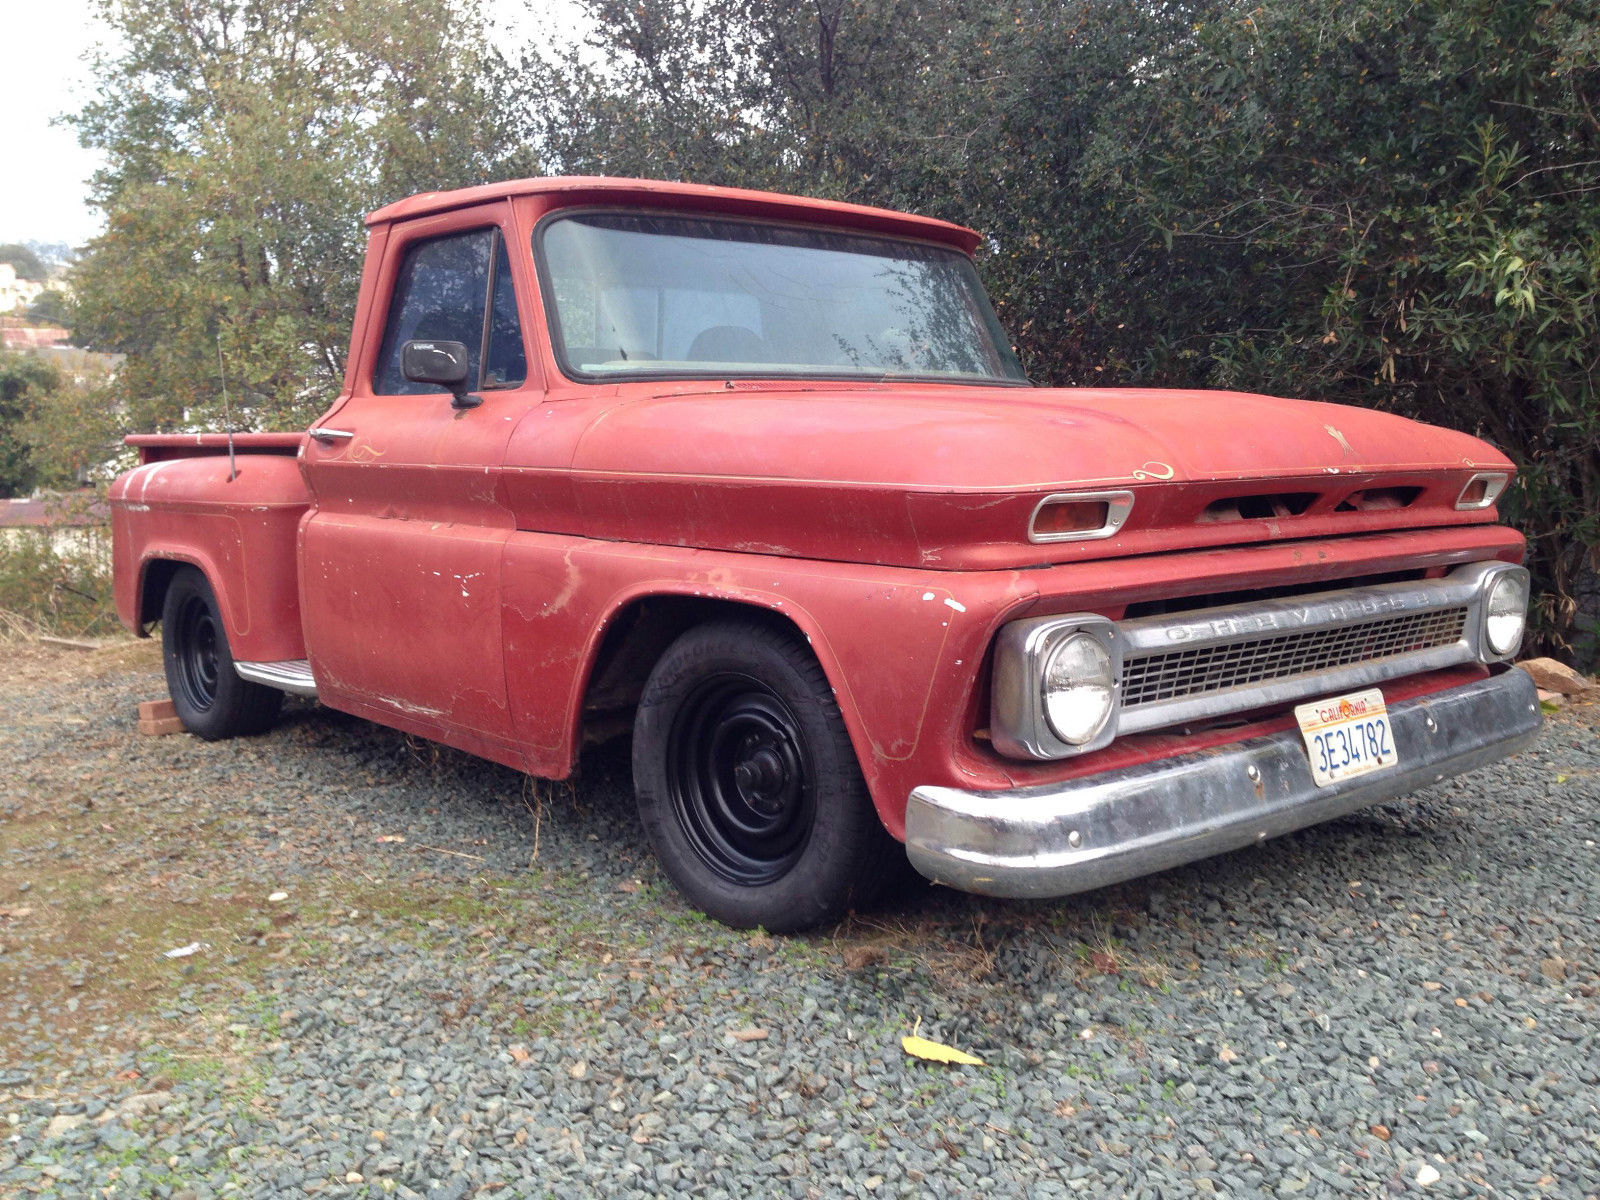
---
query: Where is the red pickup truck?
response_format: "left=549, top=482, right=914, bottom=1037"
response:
left=110, top=177, right=1540, bottom=931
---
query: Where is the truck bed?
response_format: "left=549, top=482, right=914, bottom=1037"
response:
left=110, top=437, right=311, bottom=663
left=126, top=432, right=305, bottom=464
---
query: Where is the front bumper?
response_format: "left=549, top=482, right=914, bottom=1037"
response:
left=905, top=668, right=1541, bottom=899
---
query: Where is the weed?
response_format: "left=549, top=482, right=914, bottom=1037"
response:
left=0, top=528, right=116, bottom=638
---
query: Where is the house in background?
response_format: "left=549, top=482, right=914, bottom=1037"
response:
left=0, top=322, right=71, bottom=351
left=0, top=263, right=44, bottom=314
left=0, top=492, right=109, bottom=561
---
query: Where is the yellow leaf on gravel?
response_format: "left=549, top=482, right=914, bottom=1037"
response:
left=902, top=1034, right=984, bottom=1066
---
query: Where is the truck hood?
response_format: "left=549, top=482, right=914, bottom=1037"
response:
left=553, top=384, right=1512, bottom=570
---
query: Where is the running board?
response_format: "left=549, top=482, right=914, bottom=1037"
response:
left=235, top=659, right=318, bottom=698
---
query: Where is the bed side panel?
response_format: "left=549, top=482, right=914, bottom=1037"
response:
left=109, top=454, right=311, bottom=662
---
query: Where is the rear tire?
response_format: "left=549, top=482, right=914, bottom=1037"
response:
left=632, top=619, right=898, bottom=932
left=160, top=567, right=282, bottom=739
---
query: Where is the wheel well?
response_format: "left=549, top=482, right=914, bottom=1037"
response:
left=138, top=559, right=190, bottom=628
left=577, top=596, right=808, bottom=747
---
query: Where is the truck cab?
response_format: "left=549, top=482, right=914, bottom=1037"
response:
left=110, top=177, right=1539, bottom=930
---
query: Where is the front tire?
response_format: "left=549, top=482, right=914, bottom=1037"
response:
left=632, top=619, right=897, bottom=931
left=160, top=567, right=282, bottom=739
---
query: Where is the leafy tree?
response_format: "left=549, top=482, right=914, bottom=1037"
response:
left=69, top=0, right=535, bottom=434
left=18, top=354, right=123, bottom=491
left=532, top=0, right=1599, bottom=660
left=0, top=245, right=49, bottom=282
left=0, top=353, right=60, bottom=497
left=531, top=0, right=986, bottom=194
left=1081, top=0, right=1600, bottom=659
left=27, top=288, right=75, bottom=327
left=530, top=1, right=1218, bottom=363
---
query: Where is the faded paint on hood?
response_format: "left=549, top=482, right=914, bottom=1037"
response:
left=572, top=385, right=1502, bottom=489
left=506, top=384, right=1513, bottom=570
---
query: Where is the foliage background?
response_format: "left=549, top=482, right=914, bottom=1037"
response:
left=6, top=0, right=1597, bottom=660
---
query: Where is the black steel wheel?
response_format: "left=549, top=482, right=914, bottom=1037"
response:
left=666, top=674, right=815, bottom=887
left=633, top=618, right=899, bottom=931
left=169, top=587, right=222, bottom=714
left=160, top=567, right=282, bottom=739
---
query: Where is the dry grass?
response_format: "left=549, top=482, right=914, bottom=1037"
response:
left=0, top=535, right=118, bottom=639
left=1067, top=922, right=1173, bottom=991
left=829, top=910, right=998, bottom=988
left=828, top=892, right=1179, bottom=1001
left=0, top=640, right=529, bottom=1072
left=0, top=628, right=154, bottom=689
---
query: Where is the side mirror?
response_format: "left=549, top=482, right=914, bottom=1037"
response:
left=401, top=340, right=481, bottom=409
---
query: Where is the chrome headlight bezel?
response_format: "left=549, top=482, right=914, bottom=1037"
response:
left=1480, top=565, right=1530, bottom=660
left=991, top=615, right=1121, bottom=759
left=1449, top=560, right=1530, bottom=662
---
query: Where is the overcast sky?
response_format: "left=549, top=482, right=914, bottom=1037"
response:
left=2, top=0, right=107, bottom=248
left=0, top=0, right=592, bottom=250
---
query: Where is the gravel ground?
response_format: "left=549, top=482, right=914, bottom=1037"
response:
left=1, top=639, right=1597, bottom=1199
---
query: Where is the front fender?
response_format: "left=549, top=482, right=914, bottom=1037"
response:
left=499, top=532, right=988, bottom=837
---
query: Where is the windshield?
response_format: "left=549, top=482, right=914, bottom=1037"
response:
left=537, top=213, right=1029, bottom=384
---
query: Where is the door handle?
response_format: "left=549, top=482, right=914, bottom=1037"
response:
left=309, top=428, right=355, bottom=444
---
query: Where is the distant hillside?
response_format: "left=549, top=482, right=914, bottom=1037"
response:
left=28, top=242, right=76, bottom=271
left=0, top=243, right=76, bottom=281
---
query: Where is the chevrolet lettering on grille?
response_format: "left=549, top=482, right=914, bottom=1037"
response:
left=1112, top=574, right=1496, bottom=736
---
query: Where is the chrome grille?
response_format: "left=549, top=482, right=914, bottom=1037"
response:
left=1121, top=606, right=1470, bottom=709
left=990, top=562, right=1523, bottom=760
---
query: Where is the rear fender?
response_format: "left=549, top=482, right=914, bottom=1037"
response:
left=110, top=454, right=311, bottom=662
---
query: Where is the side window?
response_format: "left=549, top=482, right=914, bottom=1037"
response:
left=484, top=237, right=527, bottom=388
left=373, top=228, right=526, bottom=395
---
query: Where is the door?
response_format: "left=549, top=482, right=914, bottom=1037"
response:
left=300, top=208, right=535, bottom=764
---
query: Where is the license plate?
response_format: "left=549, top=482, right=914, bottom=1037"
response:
left=1294, top=688, right=1398, bottom=788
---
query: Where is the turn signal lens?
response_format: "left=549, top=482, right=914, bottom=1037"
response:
left=1456, top=472, right=1508, bottom=511
left=1028, top=490, right=1135, bottom=543
left=1041, top=633, right=1115, bottom=745
left=1483, top=570, right=1529, bottom=658
left=1034, top=500, right=1109, bottom=537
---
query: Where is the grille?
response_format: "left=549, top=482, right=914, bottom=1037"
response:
left=1121, top=606, right=1470, bottom=708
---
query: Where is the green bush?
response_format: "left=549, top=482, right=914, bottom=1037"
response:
left=529, top=0, right=1600, bottom=664
left=55, top=0, right=1598, bottom=663
left=1082, top=0, right=1600, bottom=663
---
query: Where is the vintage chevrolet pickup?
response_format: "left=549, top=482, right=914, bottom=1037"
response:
left=110, top=176, right=1540, bottom=930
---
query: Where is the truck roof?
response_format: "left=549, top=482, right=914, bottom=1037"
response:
left=364, top=176, right=983, bottom=254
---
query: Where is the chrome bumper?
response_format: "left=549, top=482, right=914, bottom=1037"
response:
left=906, top=668, right=1541, bottom=900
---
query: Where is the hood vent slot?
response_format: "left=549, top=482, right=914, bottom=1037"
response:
left=1198, top=492, right=1317, bottom=523
left=1336, top=486, right=1422, bottom=512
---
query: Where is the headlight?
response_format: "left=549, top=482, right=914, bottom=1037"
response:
left=1042, top=632, right=1115, bottom=744
left=991, top=615, right=1121, bottom=759
left=1483, top=569, right=1529, bottom=658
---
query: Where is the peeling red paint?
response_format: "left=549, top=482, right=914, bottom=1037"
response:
left=109, top=177, right=1525, bottom=840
